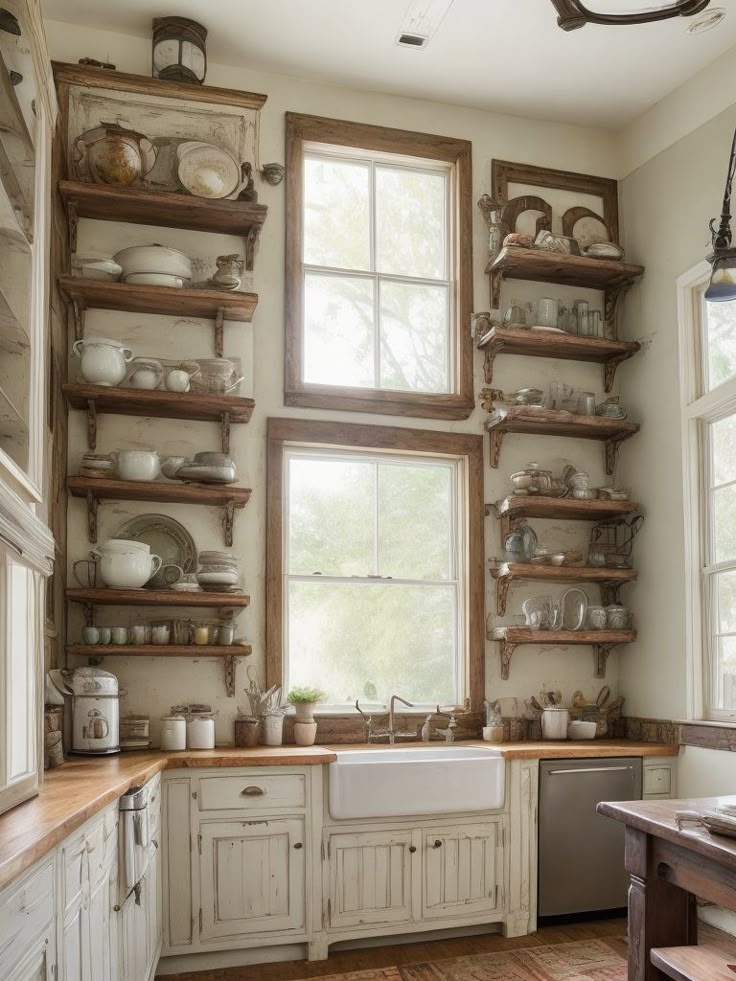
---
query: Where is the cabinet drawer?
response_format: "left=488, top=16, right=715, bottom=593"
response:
left=643, top=766, right=672, bottom=796
left=198, top=773, right=306, bottom=811
left=0, top=859, right=54, bottom=974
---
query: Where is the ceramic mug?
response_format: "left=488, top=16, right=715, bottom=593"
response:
left=98, top=627, right=112, bottom=645
left=82, top=626, right=100, bottom=645
left=115, top=449, right=161, bottom=482
left=111, top=626, right=128, bottom=645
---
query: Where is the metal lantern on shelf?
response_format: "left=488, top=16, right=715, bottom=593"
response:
left=152, top=17, right=207, bottom=85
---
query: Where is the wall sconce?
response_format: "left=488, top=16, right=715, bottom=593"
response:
left=706, top=127, right=736, bottom=302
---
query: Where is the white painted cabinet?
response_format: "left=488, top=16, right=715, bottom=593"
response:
left=326, top=829, right=415, bottom=930
left=5, top=939, right=55, bottom=981
left=199, top=818, right=306, bottom=941
left=0, top=856, right=55, bottom=981
left=120, top=776, right=162, bottom=981
left=421, top=822, right=503, bottom=920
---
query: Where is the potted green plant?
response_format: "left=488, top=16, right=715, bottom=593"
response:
left=288, top=687, right=326, bottom=745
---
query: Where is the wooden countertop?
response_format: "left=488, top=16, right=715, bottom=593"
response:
left=599, top=795, right=736, bottom=870
left=0, top=740, right=675, bottom=893
left=0, top=746, right=336, bottom=892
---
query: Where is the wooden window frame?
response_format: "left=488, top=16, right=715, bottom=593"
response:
left=266, top=418, right=485, bottom=712
left=284, top=113, right=474, bottom=420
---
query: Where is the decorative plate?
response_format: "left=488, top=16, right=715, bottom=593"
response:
left=176, top=141, right=241, bottom=199
left=115, top=514, right=196, bottom=589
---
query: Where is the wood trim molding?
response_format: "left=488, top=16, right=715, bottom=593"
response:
left=284, top=112, right=474, bottom=420
left=491, top=159, right=619, bottom=247
left=265, top=418, right=485, bottom=710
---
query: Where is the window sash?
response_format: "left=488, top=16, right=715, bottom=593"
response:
left=282, top=445, right=466, bottom=711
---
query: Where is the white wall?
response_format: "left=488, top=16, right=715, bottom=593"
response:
left=47, top=20, right=635, bottom=745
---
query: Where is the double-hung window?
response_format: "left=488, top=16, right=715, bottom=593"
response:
left=266, top=419, right=484, bottom=712
left=680, top=262, right=736, bottom=721
left=285, top=114, right=473, bottom=419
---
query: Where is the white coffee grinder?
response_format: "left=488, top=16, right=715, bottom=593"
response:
left=68, top=667, right=121, bottom=755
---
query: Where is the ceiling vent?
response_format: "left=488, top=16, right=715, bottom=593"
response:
left=397, top=31, right=429, bottom=48
left=396, top=0, right=455, bottom=50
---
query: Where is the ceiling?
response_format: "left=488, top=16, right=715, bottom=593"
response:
left=41, top=0, right=736, bottom=127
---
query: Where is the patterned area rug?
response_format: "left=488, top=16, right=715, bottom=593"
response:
left=294, top=940, right=626, bottom=981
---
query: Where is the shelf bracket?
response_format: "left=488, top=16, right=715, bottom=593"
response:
left=484, top=502, right=499, bottom=518
left=86, top=399, right=97, bottom=451
left=603, top=283, right=631, bottom=335
left=496, top=574, right=512, bottom=616
left=603, top=354, right=628, bottom=394
left=482, top=343, right=503, bottom=385
left=244, top=226, right=258, bottom=271
left=222, top=501, right=237, bottom=547
left=488, top=429, right=505, bottom=469
left=499, top=639, right=516, bottom=681
left=223, top=656, right=238, bottom=697
left=86, top=490, right=98, bottom=544
left=594, top=643, right=619, bottom=679
left=214, top=306, right=225, bottom=359
left=67, top=200, right=78, bottom=252
left=71, top=297, right=83, bottom=342
left=83, top=603, right=93, bottom=627
left=489, top=269, right=503, bottom=310
left=604, top=434, right=635, bottom=476
left=220, top=411, right=231, bottom=455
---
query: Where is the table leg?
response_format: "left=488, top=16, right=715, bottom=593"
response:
left=626, top=828, right=698, bottom=981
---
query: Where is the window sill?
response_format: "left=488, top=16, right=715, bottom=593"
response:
left=285, top=386, right=475, bottom=421
left=677, top=719, right=736, bottom=751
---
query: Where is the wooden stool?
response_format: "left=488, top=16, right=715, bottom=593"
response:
left=651, top=945, right=736, bottom=981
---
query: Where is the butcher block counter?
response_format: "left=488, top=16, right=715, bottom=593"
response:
left=0, top=740, right=675, bottom=893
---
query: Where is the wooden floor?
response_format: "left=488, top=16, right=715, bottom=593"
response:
left=160, top=916, right=630, bottom=980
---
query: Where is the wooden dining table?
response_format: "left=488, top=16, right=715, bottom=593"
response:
left=598, top=794, right=736, bottom=980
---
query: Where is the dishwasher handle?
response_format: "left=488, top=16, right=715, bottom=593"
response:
left=547, top=765, right=634, bottom=776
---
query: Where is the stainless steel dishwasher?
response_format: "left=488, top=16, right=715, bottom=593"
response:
left=538, top=757, right=642, bottom=916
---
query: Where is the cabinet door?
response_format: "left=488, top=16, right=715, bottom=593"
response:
left=87, top=863, right=116, bottom=981
left=326, top=830, right=415, bottom=930
left=144, top=843, right=162, bottom=979
left=120, top=888, right=147, bottom=981
left=421, top=822, right=503, bottom=920
left=6, top=935, right=54, bottom=981
left=199, top=818, right=305, bottom=941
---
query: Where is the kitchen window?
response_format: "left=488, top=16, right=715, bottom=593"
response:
left=266, top=419, right=484, bottom=712
left=679, top=262, right=736, bottom=721
left=284, top=114, right=474, bottom=419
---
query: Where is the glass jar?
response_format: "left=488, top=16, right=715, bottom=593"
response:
left=606, top=605, right=632, bottom=630
left=587, top=605, right=608, bottom=630
left=187, top=713, right=215, bottom=749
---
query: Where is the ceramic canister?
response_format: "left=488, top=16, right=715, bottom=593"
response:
left=187, top=714, right=215, bottom=749
left=160, top=716, right=186, bottom=751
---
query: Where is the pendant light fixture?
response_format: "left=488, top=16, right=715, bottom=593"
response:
left=706, top=126, right=736, bottom=302
left=550, top=0, right=711, bottom=31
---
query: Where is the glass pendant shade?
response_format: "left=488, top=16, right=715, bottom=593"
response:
left=706, top=254, right=736, bottom=303
left=152, top=17, right=207, bottom=85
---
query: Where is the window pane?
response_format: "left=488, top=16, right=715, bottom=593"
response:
left=304, top=273, right=375, bottom=387
left=287, top=580, right=456, bottom=705
left=714, top=636, right=736, bottom=711
left=303, top=156, right=370, bottom=270
left=716, top=570, right=736, bottom=634
left=375, top=167, right=446, bottom=280
left=378, top=462, right=452, bottom=580
left=704, top=297, right=736, bottom=391
left=712, top=413, right=736, bottom=486
left=380, top=281, right=449, bottom=393
left=713, top=484, right=736, bottom=563
left=288, top=456, right=375, bottom=577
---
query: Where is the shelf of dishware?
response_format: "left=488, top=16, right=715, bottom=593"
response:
left=493, top=494, right=640, bottom=524
left=489, top=626, right=636, bottom=680
left=477, top=324, right=640, bottom=392
left=485, top=246, right=645, bottom=301
left=491, top=562, right=637, bottom=615
left=67, top=587, right=250, bottom=609
left=58, top=180, right=268, bottom=265
left=58, top=276, right=259, bottom=334
left=485, top=406, right=640, bottom=475
left=66, top=643, right=252, bottom=658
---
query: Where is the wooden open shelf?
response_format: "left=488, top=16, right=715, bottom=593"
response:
left=477, top=325, right=640, bottom=393
left=67, top=587, right=250, bottom=610
left=58, top=181, right=268, bottom=269
left=63, top=383, right=254, bottom=454
left=491, top=562, right=637, bottom=615
left=68, top=476, right=252, bottom=547
left=58, top=276, right=258, bottom=352
left=66, top=642, right=253, bottom=697
left=485, top=246, right=644, bottom=322
left=489, top=626, right=636, bottom=680
left=485, top=407, right=639, bottom=475
left=494, top=494, right=640, bottom=524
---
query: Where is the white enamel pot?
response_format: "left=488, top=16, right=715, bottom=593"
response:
left=72, top=337, right=133, bottom=386
left=90, top=544, right=162, bottom=589
left=114, top=450, right=161, bottom=482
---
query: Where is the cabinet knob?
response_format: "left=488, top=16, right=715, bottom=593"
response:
left=433, top=839, right=443, bottom=848
left=408, top=845, right=417, bottom=853
left=241, top=786, right=266, bottom=796
left=294, top=842, right=303, bottom=849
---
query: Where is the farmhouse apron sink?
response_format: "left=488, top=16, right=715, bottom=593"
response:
left=328, top=746, right=506, bottom=819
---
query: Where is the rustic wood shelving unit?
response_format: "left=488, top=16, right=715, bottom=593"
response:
left=485, top=406, right=640, bottom=475
left=485, top=246, right=644, bottom=323
left=67, top=586, right=250, bottom=612
left=58, top=276, right=258, bottom=355
left=63, top=383, right=254, bottom=453
left=492, top=494, right=639, bottom=526
left=491, top=562, right=637, bottom=615
left=477, top=325, right=640, bottom=393
left=490, top=626, right=636, bottom=680
left=58, top=180, right=268, bottom=268
left=67, top=476, right=252, bottom=547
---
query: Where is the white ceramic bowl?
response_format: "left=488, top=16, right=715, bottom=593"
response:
left=115, top=450, right=161, bottom=482
left=123, top=273, right=186, bottom=288
left=567, top=720, right=597, bottom=740
left=73, top=256, right=123, bottom=282
left=114, top=245, right=192, bottom=281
